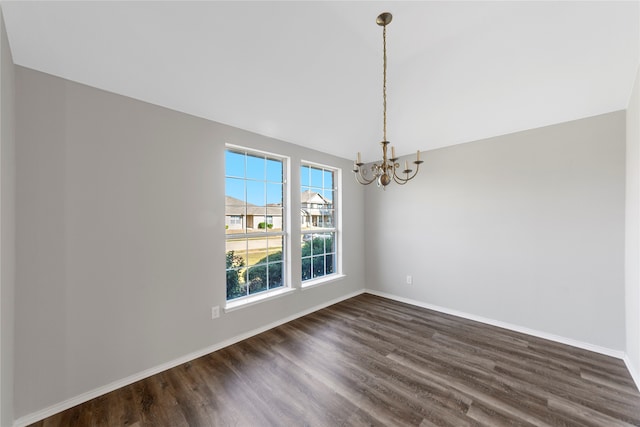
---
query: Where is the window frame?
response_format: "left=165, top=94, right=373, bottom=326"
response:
left=224, top=145, right=291, bottom=305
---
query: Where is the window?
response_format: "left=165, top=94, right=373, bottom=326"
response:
left=225, top=148, right=286, bottom=301
left=301, top=163, right=338, bottom=282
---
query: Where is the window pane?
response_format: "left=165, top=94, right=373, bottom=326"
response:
left=247, top=181, right=265, bottom=206
left=226, top=177, right=246, bottom=234
left=312, top=255, right=325, bottom=278
left=325, top=233, right=335, bottom=253
left=246, top=155, right=266, bottom=181
left=267, top=158, right=283, bottom=183
left=302, top=258, right=311, bottom=281
left=247, top=267, right=268, bottom=294
left=225, top=178, right=245, bottom=205
left=301, top=234, right=314, bottom=257
left=324, top=170, right=333, bottom=189
left=326, top=254, right=334, bottom=275
left=267, top=236, right=283, bottom=262
left=323, top=190, right=334, bottom=206
left=262, top=209, right=281, bottom=231
left=311, top=167, right=323, bottom=187
left=226, top=239, right=248, bottom=300
left=247, top=237, right=269, bottom=267
left=226, top=150, right=245, bottom=178
left=266, top=183, right=283, bottom=205
left=268, top=262, right=284, bottom=289
left=226, top=266, right=246, bottom=300
left=226, top=239, right=248, bottom=265
left=301, top=165, right=310, bottom=187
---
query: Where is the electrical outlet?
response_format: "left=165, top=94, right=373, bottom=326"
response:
left=406, top=275, right=413, bottom=285
left=211, top=306, right=220, bottom=319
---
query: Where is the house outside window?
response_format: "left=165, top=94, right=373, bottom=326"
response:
left=225, top=147, right=286, bottom=301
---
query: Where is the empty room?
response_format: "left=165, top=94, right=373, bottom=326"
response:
left=1, top=1, right=640, bottom=426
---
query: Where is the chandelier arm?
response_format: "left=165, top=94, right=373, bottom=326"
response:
left=355, top=174, right=376, bottom=185
left=392, top=172, right=411, bottom=185
left=354, top=166, right=377, bottom=185
left=392, top=162, right=422, bottom=184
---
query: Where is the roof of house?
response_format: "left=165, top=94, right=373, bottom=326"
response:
left=301, top=190, right=331, bottom=205
left=226, top=195, right=282, bottom=216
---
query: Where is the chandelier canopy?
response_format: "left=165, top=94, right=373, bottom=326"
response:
left=353, top=12, right=423, bottom=188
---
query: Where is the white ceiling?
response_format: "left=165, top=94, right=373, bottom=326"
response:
left=2, top=1, right=639, bottom=162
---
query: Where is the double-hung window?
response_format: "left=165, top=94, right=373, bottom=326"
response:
left=300, top=163, right=338, bottom=282
left=225, top=147, right=287, bottom=301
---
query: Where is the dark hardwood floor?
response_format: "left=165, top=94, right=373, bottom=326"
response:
left=32, top=293, right=640, bottom=426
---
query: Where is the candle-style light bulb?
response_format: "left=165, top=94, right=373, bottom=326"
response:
left=357, top=152, right=361, bottom=164
left=404, top=160, right=409, bottom=170
left=417, top=150, right=421, bottom=161
left=391, top=146, right=396, bottom=159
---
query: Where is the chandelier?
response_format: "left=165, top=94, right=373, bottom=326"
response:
left=353, top=12, right=423, bottom=188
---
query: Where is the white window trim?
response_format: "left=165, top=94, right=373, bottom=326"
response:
left=301, top=273, right=346, bottom=290
left=225, top=287, right=296, bottom=312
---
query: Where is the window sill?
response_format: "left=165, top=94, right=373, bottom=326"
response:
left=225, top=287, right=296, bottom=313
left=301, top=273, right=346, bottom=290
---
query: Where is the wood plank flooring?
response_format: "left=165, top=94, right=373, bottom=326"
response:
left=31, top=293, right=640, bottom=426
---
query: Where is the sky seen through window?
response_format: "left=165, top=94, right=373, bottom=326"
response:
left=225, top=150, right=334, bottom=206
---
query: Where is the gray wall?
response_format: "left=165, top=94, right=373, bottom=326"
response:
left=627, top=66, right=640, bottom=383
left=14, top=66, right=365, bottom=419
left=0, top=9, right=15, bottom=427
left=365, top=111, right=626, bottom=351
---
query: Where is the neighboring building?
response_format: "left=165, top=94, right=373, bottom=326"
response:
left=226, top=191, right=333, bottom=231
left=225, top=195, right=283, bottom=231
left=300, top=190, right=333, bottom=229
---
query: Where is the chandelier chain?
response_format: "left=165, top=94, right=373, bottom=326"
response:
left=382, top=24, right=387, bottom=142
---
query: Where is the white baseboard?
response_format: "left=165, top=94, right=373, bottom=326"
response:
left=623, top=354, right=640, bottom=392
left=364, top=289, right=626, bottom=360
left=13, top=289, right=365, bottom=427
